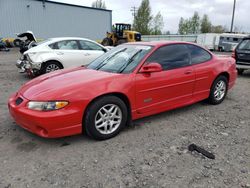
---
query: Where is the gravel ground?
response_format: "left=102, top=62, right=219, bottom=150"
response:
left=0, top=49, right=249, bottom=188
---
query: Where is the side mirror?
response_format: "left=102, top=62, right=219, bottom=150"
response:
left=102, top=48, right=108, bottom=53
left=139, top=62, right=163, bottom=73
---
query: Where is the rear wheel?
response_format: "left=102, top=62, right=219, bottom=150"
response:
left=41, top=61, right=63, bottom=74
left=237, top=68, right=244, bottom=75
left=84, top=96, right=128, bottom=140
left=208, top=75, right=228, bottom=105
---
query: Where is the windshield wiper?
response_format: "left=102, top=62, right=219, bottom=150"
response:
left=95, top=48, right=127, bottom=70
left=118, top=49, right=142, bottom=73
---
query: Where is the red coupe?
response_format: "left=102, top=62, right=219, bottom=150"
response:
left=8, top=41, right=237, bottom=140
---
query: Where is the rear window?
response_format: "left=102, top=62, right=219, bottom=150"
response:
left=186, top=44, right=212, bottom=64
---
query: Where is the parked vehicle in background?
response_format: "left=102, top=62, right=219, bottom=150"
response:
left=0, top=38, right=10, bottom=51
left=102, top=23, right=141, bottom=46
left=217, top=33, right=248, bottom=52
left=9, top=41, right=237, bottom=140
left=16, top=37, right=108, bottom=76
left=233, top=36, right=250, bottom=74
left=197, top=33, right=248, bottom=52
left=196, top=33, right=220, bottom=51
left=14, top=31, right=37, bottom=54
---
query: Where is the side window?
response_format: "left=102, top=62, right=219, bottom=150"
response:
left=51, top=40, right=79, bottom=50
left=48, top=42, right=57, bottom=49
left=146, top=44, right=190, bottom=70
left=79, top=40, right=103, bottom=51
left=187, top=44, right=212, bottom=64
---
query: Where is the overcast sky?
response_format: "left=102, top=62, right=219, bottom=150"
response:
left=52, top=0, right=249, bottom=34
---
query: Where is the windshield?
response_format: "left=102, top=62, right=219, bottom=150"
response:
left=238, top=39, right=250, bottom=50
left=87, top=45, right=152, bottom=73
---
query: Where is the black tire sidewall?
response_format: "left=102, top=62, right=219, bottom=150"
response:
left=237, top=68, right=244, bottom=75
left=209, top=76, right=228, bottom=105
left=102, top=38, right=113, bottom=46
left=84, top=96, right=128, bottom=140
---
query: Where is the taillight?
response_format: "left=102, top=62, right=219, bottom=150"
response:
left=232, top=49, right=236, bottom=59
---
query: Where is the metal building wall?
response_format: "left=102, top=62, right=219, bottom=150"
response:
left=0, top=0, right=112, bottom=40
left=142, top=35, right=198, bottom=42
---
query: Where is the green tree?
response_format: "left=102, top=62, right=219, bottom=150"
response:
left=91, top=0, right=106, bottom=9
left=151, top=11, right=164, bottom=35
left=178, top=17, right=185, bottom=34
left=133, top=0, right=153, bottom=35
left=200, top=14, right=212, bottom=33
left=211, top=25, right=227, bottom=33
left=178, top=12, right=200, bottom=34
left=190, top=11, right=200, bottom=34
left=178, top=17, right=192, bottom=34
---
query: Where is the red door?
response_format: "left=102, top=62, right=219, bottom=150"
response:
left=134, top=44, right=195, bottom=116
left=135, top=67, right=195, bottom=115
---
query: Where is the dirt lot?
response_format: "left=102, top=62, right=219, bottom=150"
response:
left=0, top=49, right=249, bottom=188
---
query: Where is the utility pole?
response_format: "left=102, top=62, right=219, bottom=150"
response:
left=130, top=6, right=138, bottom=23
left=230, top=0, right=236, bottom=33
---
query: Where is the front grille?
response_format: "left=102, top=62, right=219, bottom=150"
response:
left=15, top=97, right=23, bottom=105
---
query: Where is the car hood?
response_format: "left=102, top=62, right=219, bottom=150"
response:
left=19, top=67, right=125, bottom=100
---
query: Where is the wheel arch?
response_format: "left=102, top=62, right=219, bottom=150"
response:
left=209, top=72, right=230, bottom=92
left=216, top=72, right=230, bottom=82
left=82, top=92, right=132, bottom=132
left=42, top=60, right=64, bottom=69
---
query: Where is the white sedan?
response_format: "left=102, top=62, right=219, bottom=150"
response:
left=16, top=37, right=108, bottom=76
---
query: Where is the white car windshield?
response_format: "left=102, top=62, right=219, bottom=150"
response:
left=87, top=45, right=152, bottom=74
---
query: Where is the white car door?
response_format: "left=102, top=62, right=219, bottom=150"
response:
left=52, top=40, right=83, bottom=69
left=78, top=40, right=106, bottom=65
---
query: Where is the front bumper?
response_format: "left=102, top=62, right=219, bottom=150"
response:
left=236, top=61, right=250, bottom=70
left=8, top=93, right=83, bottom=138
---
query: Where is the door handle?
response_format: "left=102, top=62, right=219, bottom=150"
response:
left=56, top=52, right=64, bottom=55
left=184, top=70, right=193, bottom=75
left=84, top=53, right=90, bottom=56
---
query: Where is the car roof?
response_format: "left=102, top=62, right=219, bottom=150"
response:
left=48, top=37, right=94, bottom=42
left=128, top=41, right=199, bottom=47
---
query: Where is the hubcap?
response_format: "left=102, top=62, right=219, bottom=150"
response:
left=214, top=80, right=226, bottom=101
left=95, top=104, right=122, bottom=135
left=46, top=64, right=60, bottom=73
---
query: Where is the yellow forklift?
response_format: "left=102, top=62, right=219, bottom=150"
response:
left=101, top=23, right=141, bottom=46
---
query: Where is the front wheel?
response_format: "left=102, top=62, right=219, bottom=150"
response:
left=84, top=96, right=128, bottom=140
left=208, top=76, right=228, bottom=105
left=102, top=38, right=113, bottom=46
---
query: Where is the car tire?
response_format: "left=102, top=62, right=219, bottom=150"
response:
left=84, top=96, right=128, bottom=140
left=41, top=61, right=63, bottom=74
left=102, top=38, right=113, bottom=46
left=208, top=75, right=228, bottom=105
left=237, top=68, right=244, bottom=75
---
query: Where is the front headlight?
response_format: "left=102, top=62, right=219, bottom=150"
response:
left=27, top=101, right=69, bottom=111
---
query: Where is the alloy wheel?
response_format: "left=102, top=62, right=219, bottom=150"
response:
left=94, top=104, right=122, bottom=135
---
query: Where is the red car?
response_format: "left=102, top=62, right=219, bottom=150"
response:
left=8, top=41, right=237, bottom=140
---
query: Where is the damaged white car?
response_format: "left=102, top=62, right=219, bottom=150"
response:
left=16, top=37, right=108, bottom=76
